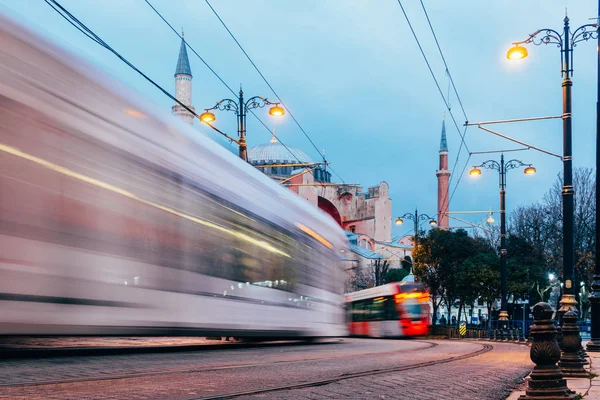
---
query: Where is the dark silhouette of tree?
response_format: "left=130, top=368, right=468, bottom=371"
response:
left=372, top=259, right=390, bottom=287
left=508, top=167, right=595, bottom=318
left=385, top=267, right=409, bottom=283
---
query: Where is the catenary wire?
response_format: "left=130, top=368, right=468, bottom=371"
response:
left=44, top=0, right=101, bottom=45
left=142, top=0, right=302, bottom=164
left=202, top=0, right=346, bottom=184
left=45, top=0, right=302, bottom=164
left=44, top=0, right=245, bottom=142
left=418, top=0, right=472, bottom=219
left=142, top=0, right=308, bottom=166
left=396, top=0, right=472, bottom=223
left=395, top=0, right=469, bottom=156
left=419, top=0, right=468, bottom=122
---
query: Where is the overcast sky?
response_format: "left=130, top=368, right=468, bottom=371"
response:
left=2, top=0, right=597, bottom=237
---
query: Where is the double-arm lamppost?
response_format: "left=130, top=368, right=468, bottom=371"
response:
left=470, top=154, right=536, bottom=337
left=394, top=209, right=437, bottom=255
left=200, top=87, right=284, bottom=161
left=507, top=14, right=598, bottom=333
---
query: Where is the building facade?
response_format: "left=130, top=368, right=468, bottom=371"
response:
left=247, top=136, right=410, bottom=290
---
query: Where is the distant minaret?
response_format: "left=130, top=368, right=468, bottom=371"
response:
left=436, top=117, right=451, bottom=229
left=171, top=31, right=195, bottom=124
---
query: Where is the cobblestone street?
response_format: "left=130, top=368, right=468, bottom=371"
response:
left=0, top=339, right=532, bottom=399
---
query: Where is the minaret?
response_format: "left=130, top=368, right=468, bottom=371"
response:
left=436, top=118, right=451, bottom=229
left=171, top=31, right=195, bottom=124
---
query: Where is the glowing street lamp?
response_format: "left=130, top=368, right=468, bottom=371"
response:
left=470, top=154, right=535, bottom=339
left=469, top=167, right=482, bottom=177
left=203, top=86, right=284, bottom=161
left=507, top=14, right=599, bottom=355
left=394, top=208, right=437, bottom=259
left=268, top=104, right=285, bottom=117
left=200, top=111, right=216, bottom=123
left=506, top=44, right=528, bottom=60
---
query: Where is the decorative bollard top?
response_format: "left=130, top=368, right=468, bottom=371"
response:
left=563, top=311, right=577, bottom=325
left=532, top=302, right=554, bottom=322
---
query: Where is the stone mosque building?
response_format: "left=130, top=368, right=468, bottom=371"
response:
left=169, top=35, right=450, bottom=286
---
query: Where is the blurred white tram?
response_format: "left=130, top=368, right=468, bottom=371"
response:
left=0, top=16, right=348, bottom=338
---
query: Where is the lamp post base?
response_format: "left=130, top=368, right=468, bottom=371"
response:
left=558, top=310, right=588, bottom=378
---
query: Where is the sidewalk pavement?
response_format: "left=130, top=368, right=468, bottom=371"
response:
left=507, top=341, right=600, bottom=399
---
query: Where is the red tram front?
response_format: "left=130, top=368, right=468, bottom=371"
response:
left=344, top=282, right=430, bottom=338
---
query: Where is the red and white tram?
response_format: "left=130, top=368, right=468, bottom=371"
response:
left=345, top=282, right=430, bottom=338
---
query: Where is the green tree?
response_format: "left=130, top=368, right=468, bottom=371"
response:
left=463, top=249, right=500, bottom=327
left=385, top=267, right=409, bottom=283
left=506, top=234, right=547, bottom=306
left=414, top=229, right=474, bottom=325
left=413, top=234, right=444, bottom=326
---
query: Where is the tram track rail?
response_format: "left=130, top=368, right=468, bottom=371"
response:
left=195, top=343, right=494, bottom=400
left=0, top=339, right=439, bottom=388
left=0, top=338, right=341, bottom=360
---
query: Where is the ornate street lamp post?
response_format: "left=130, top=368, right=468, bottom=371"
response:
left=394, top=209, right=437, bottom=256
left=470, top=154, right=535, bottom=339
left=507, top=13, right=598, bottom=337
left=201, top=86, right=284, bottom=161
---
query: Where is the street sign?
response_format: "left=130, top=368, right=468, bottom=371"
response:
left=459, top=322, right=467, bottom=337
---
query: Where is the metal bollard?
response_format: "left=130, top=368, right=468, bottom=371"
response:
left=558, top=311, right=588, bottom=377
left=518, top=302, right=575, bottom=399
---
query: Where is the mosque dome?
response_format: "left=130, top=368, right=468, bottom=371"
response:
left=248, top=134, right=313, bottom=165
left=247, top=133, right=330, bottom=182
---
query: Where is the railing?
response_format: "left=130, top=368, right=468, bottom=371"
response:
left=431, top=325, right=489, bottom=339
left=433, top=318, right=589, bottom=340
left=432, top=319, right=533, bottom=338
left=489, top=320, right=533, bottom=337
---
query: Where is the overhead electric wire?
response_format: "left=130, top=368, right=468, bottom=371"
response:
left=395, top=0, right=473, bottom=223
left=418, top=0, right=472, bottom=220
left=202, top=0, right=346, bottom=184
left=142, top=0, right=302, bottom=165
left=44, top=0, right=244, bottom=142
left=395, top=0, right=469, bottom=156
left=419, top=0, right=468, bottom=122
left=44, top=0, right=101, bottom=45
left=44, top=0, right=302, bottom=165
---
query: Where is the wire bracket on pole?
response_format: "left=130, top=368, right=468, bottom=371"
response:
left=476, top=125, right=562, bottom=160
left=465, top=115, right=565, bottom=126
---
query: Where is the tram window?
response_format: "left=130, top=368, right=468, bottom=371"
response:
left=386, top=297, right=399, bottom=320
left=352, top=301, right=366, bottom=322
left=369, top=298, right=386, bottom=321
